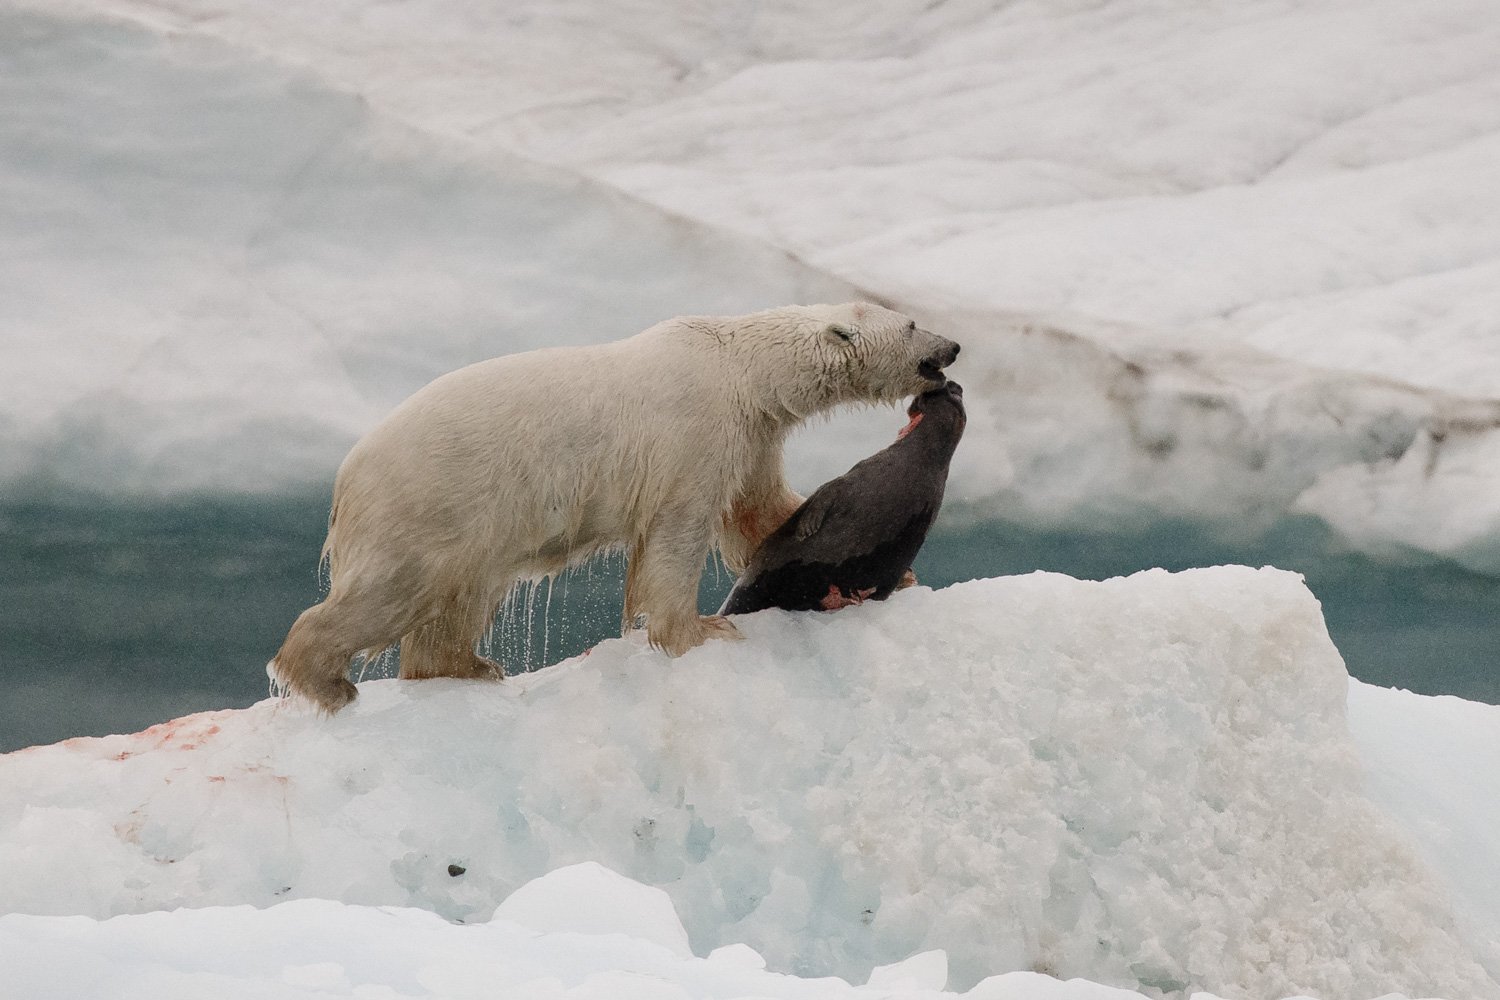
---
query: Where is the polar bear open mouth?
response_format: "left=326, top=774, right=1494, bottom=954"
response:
left=917, top=359, right=948, bottom=383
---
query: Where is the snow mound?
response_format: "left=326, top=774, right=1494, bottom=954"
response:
left=1, top=568, right=1492, bottom=999
left=492, top=861, right=692, bottom=958
left=868, top=949, right=949, bottom=992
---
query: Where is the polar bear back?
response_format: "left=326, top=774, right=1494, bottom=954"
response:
left=327, top=324, right=750, bottom=578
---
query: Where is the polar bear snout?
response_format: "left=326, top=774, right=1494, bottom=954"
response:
left=917, top=335, right=960, bottom=383
left=930, top=336, right=961, bottom=368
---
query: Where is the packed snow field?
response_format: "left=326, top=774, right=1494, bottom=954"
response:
left=5, top=570, right=1500, bottom=1000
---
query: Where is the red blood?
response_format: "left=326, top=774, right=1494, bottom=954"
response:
left=819, top=585, right=877, bottom=611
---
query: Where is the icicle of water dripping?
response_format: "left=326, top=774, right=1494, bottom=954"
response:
left=523, top=579, right=539, bottom=670
left=482, top=610, right=496, bottom=667
left=496, top=592, right=515, bottom=671
left=541, top=574, right=554, bottom=666
left=559, top=569, right=572, bottom=661
left=507, top=588, right=520, bottom=668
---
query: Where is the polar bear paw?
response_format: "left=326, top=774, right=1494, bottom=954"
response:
left=698, top=614, right=744, bottom=642
left=648, top=613, right=744, bottom=656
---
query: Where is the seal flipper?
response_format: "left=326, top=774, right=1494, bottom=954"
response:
left=793, top=477, right=851, bottom=542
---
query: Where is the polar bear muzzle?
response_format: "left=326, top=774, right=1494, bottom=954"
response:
left=917, top=335, right=961, bottom=384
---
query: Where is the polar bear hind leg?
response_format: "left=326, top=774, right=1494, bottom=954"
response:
left=397, top=580, right=510, bottom=681
left=271, top=577, right=430, bottom=712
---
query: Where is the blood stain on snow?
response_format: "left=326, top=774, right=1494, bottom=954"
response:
left=100, top=717, right=226, bottom=763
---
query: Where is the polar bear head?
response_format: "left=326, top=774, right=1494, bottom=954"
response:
left=724, top=302, right=961, bottom=419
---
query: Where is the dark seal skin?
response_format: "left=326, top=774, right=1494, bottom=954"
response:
left=720, top=380, right=966, bottom=615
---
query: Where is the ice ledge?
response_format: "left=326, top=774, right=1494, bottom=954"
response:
left=0, top=568, right=1493, bottom=998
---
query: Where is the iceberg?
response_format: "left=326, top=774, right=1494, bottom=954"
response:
left=2, top=568, right=1494, bottom=999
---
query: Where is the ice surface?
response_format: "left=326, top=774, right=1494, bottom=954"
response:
left=1, top=569, right=1492, bottom=998
left=6, top=1, right=1500, bottom=570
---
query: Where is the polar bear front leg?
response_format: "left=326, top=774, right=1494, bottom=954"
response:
left=716, top=442, right=805, bottom=574
left=627, top=512, right=744, bottom=655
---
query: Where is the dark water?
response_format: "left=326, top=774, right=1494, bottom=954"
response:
left=2, top=496, right=1496, bottom=752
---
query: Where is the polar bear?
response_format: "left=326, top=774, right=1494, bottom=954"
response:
left=271, top=302, right=960, bottom=711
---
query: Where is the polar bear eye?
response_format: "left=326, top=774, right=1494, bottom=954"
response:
left=825, top=324, right=854, bottom=343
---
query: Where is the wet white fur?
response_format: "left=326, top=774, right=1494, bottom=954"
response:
left=271, top=302, right=954, bottom=711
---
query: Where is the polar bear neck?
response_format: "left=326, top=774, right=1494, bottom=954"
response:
left=695, top=316, right=868, bottom=427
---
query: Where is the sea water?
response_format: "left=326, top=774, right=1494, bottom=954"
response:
left=2, top=495, right=1496, bottom=752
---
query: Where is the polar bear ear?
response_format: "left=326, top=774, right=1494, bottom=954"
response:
left=821, top=323, right=856, bottom=345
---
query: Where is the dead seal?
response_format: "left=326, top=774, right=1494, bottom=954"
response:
left=720, top=380, right=966, bottom=615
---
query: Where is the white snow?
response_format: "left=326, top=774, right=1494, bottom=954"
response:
left=2, top=569, right=1495, bottom=1000
left=868, top=950, right=949, bottom=992
left=5, top=0, right=1500, bottom=569
left=492, top=861, right=694, bottom=959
